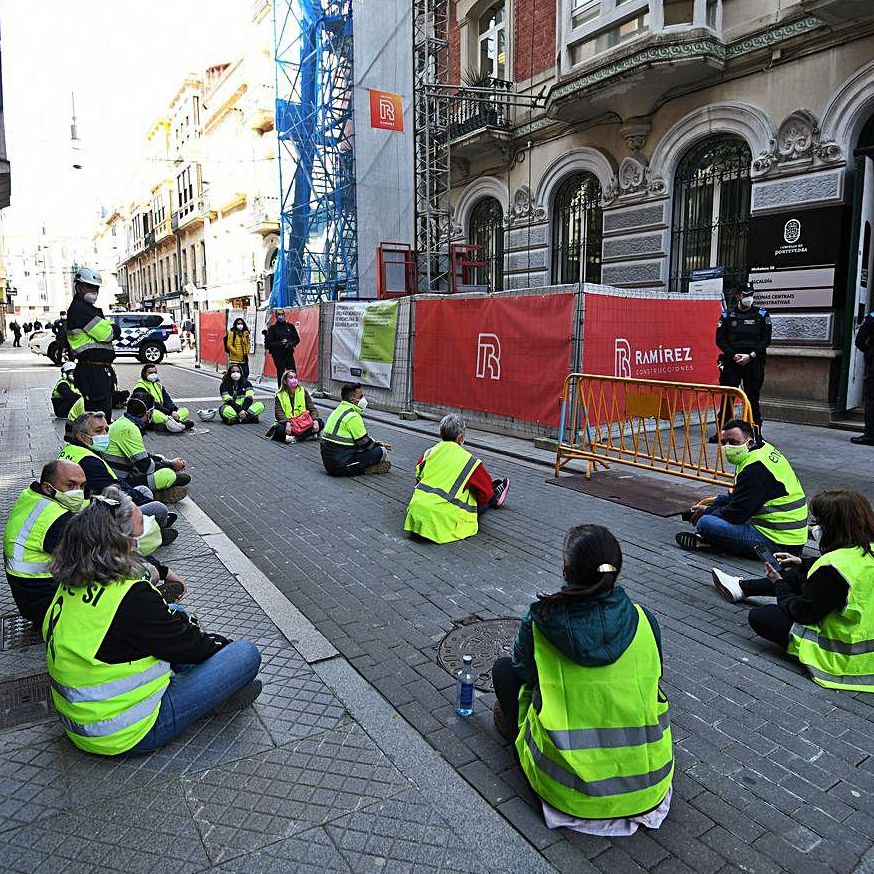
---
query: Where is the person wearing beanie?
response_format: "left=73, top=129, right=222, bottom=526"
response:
left=492, top=524, right=673, bottom=836
left=104, top=396, right=191, bottom=498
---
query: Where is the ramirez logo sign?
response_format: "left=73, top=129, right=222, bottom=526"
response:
left=369, top=89, right=404, bottom=132
left=476, top=333, right=501, bottom=380
left=614, top=337, right=694, bottom=378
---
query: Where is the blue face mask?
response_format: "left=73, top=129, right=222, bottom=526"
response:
left=91, top=433, right=111, bottom=452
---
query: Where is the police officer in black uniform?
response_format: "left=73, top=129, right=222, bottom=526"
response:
left=851, top=311, right=874, bottom=445
left=710, top=282, right=771, bottom=441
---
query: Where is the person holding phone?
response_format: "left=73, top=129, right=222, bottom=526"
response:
left=710, top=490, right=874, bottom=692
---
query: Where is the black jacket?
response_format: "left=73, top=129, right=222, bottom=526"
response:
left=705, top=441, right=794, bottom=525
left=72, top=442, right=154, bottom=506
left=716, top=306, right=772, bottom=361
left=95, top=579, right=226, bottom=665
left=774, top=559, right=849, bottom=626
left=265, top=321, right=300, bottom=355
left=856, top=313, right=874, bottom=362
left=66, top=296, right=120, bottom=363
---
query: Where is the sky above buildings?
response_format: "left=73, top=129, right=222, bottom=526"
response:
left=2, top=0, right=252, bottom=239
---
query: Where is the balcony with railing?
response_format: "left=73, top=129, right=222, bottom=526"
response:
left=448, top=78, right=514, bottom=159
left=552, top=0, right=727, bottom=123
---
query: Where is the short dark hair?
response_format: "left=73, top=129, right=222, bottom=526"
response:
left=40, top=460, right=65, bottom=485
left=127, top=396, right=150, bottom=417
left=722, top=418, right=754, bottom=439
left=341, top=383, right=361, bottom=402
left=140, top=363, right=158, bottom=379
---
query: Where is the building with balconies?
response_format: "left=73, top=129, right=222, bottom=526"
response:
left=448, top=0, right=874, bottom=425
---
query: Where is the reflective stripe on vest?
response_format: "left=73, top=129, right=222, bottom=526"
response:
left=787, top=546, right=874, bottom=692
left=517, top=603, right=673, bottom=819
left=50, top=660, right=171, bottom=703
left=413, top=456, right=479, bottom=513
left=321, top=406, right=360, bottom=446
left=58, top=442, right=118, bottom=481
left=3, top=493, right=63, bottom=577
left=522, top=726, right=675, bottom=797
left=737, top=443, right=808, bottom=543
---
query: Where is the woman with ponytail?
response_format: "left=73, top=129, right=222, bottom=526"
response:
left=492, top=524, right=673, bottom=835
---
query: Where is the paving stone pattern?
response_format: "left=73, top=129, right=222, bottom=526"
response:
left=138, top=361, right=874, bottom=873
left=0, top=353, right=518, bottom=873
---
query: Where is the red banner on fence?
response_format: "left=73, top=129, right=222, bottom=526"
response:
left=413, top=294, right=575, bottom=426
left=262, top=306, right=320, bottom=383
left=198, top=311, right=228, bottom=366
left=583, top=292, right=722, bottom=384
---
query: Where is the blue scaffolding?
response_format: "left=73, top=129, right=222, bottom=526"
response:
left=271, top=0, right=357, bottom=307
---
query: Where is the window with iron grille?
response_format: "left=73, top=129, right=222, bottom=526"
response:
left=468, top=197, right=505, bottom=291
left=670, top=135, right=751, bottom=293
left=551, top=172, right=603, bottom=284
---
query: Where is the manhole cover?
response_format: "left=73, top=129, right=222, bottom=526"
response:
left=2, top=614, right=42, bottom=651
left=0, top=673, right=54, bottom=730
left=437, top=618, right=519, bottom=692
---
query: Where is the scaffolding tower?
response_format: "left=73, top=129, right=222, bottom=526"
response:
left=412, top=0, right=451, bottom=293
left=271, top=0, right=357, bottom=307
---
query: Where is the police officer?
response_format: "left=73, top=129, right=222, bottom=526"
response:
left=851, top=311, right=874, bottom=446
left=711, top=282, right=771, bottom=440
left=66, top=267, right=120, bottom=420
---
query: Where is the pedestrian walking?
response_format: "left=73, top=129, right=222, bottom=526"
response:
left=710, top=282, right=771, bottom=440
left=10, top=320, right=21, bottom=346
left=224, top=318, right=251, bottom=380
left=851, top=311, right=874, bottom=446
left=264, top=308, right=300, bottom=388
left=66, top=267, right=119, bottom=420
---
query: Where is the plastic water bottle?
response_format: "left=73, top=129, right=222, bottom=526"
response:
left=455, top=654, right=475, bottom=717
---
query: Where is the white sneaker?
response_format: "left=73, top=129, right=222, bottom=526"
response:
left=285, top=435, right=297, bottom=444
left=711, top=568, right=744, bottom=603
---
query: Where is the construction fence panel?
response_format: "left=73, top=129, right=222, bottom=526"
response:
left=318, top=297, right=413, bottom=410
left=411, top=285, right=579, bottom=440
left=555, top=373, right=754, bottom=487
left=259, top=305, right=320, bottom=385
left=197, top=311, right=228, bottom=368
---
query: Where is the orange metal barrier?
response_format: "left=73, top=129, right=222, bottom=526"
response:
left=554, top=373, right=754, bottom=487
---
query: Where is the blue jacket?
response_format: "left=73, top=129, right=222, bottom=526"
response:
left=511, top=585, right=662, bottom=685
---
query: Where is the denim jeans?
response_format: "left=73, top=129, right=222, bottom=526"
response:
left=127, top=640, right=261, bottom=754
left=694, top=495, right=802, bottom=560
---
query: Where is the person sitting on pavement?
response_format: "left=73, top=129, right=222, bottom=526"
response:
left=404, top=414, right=510, bottom=543
left=492, top=524, right=673, bottom=835
left=43, top=487, right=262, bottom=756
left=51, top=361, right=82, bottom=420
left=219, top=363, right=265, bottom=425
left=104, top=396, right=191, bottom=499
left=320, top=382, right=392, bottom=476
left=61, top=411, right=175, bottom=530
left=131, top=364, right=193, bottom=433
left=675, top=418, right=807, bottom=560
left=711, top=490, right=874, bottom=693
left=3, top=462, right=184, bottom=629
left=267, top=369, right=322, bottom=443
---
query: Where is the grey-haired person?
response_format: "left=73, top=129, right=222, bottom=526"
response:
left=43, top=487, right=262, bottom=756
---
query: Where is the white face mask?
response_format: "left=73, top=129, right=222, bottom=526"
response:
left=739, top=295, right=754, bottom=308
left=231, top=372, right=241, bottom=381
left=357, top=396, right=368, bottom=410
left=83, top=291, right=99, bottom=304
left=146, top=373, right=159, bottom=382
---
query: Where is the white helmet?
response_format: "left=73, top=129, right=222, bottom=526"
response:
left=165, top=418, right=187, bottom=433
left=61, top=361, right=76, bottom=374
left=197, top=408, right=217, bottom=422
left=74, top=266, right=102, bottom=287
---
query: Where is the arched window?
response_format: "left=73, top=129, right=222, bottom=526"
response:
left=468, top=197, right=505, bottom=291
left=479, top=2, right=507, bottom=80
left=670, top=135, right=751, bottom=292
left=551, top=172, right=603, bottom=285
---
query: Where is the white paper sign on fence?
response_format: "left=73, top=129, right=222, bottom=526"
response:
left=330, top=301, right=399, bottom=389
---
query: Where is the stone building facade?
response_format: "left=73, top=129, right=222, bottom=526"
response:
left=448, top=0, right=874, bottom=424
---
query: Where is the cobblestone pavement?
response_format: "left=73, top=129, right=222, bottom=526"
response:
left=0, top=348, right=549, bottom=874
left=145, top=357, right=874, bottom=873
